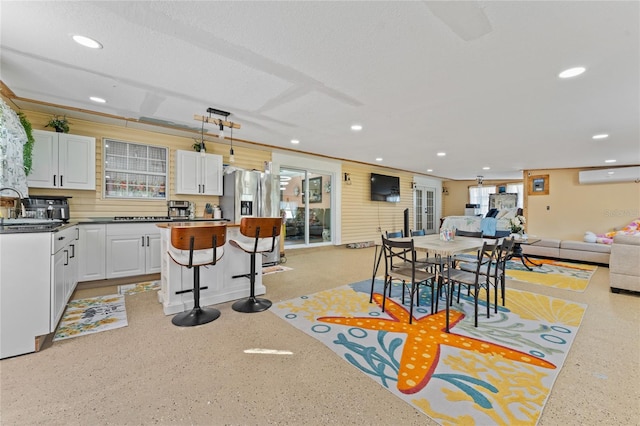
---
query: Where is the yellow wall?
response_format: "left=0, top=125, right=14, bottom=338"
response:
left=340, top=163, right=414, bottom=244
left=16, top=108, right=638, bottom=245
left=442, top=179, right=521, bottom=216
left=20, top=110, right=270, bottom=219
left=443, top=170, right=639, bottom=241
left=523, top=168, right=639, bottom=240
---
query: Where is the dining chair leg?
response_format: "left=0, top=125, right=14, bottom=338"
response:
left=474, top=285, right=479, bottom=327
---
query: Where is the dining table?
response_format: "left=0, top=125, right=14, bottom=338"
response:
left=370, top=234, right=495, bottom=332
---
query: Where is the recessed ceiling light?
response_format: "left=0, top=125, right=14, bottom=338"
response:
left=375, top=157, right=383, bottom=162
left=605, top=159, right=617, bottom=163
left=90, top=96, right=106, bottom=103
left=72, top=34, right=103, bottom=49
left=290, top=139, right=300, bottom=145
left=427, top=169, right=433, bottom=172
left=279, top=176, right=291, bottom=181
left=607, top=171, right=615, bottom=175
left=558, top=66, right=586, bottom=78
left=482, top=167, right=490, bottom=170
left=437, top=152, right=446, bottom=157
left=350, top=124, right=362, bottom=131
left=592, top=134, right=609, bottom=140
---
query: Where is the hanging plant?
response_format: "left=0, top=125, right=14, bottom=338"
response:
left=45, top=114, right=69, bottom=133
left=18, top=112, right=34, bottom=176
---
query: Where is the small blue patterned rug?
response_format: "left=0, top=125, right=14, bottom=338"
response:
left=271, top=280, right=586, bottom=425
left=53, top=294, right=127, bottom=341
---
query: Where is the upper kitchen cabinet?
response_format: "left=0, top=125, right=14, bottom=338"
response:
left=28, top=130, right=96, bottom=190
left=175, top=150, right=222, bottom=196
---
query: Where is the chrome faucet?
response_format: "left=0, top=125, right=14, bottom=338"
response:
left=0, top=187, right=24, bottom=221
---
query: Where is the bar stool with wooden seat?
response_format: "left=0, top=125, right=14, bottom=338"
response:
left=230, top=217, right=282, bottom=313
left=168, top=224, right=226, bottom=327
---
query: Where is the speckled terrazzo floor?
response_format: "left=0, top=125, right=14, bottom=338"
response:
left=0, top=246, right=638, bottom=425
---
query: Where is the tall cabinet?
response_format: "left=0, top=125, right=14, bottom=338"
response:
left=175, top=150, right=222, bottom=195
left=28, top=130, right=96, bottom=190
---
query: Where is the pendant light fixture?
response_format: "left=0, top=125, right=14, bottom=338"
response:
left=193, top=107, right=241, bottom=163
left=229, top=125, right=234, bottom=163
left=199, top=116, right=206, bottom=157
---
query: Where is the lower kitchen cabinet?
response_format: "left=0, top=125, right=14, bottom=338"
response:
left=0, top=225, right=79, bottom=359
left=51, top=225, right=79, bottom=327
left=78, top=224, right=106, bottom=281
left=106, top=223, right=161, bottom=279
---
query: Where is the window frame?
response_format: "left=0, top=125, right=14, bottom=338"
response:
left=103, top=138, right=168, bottom=200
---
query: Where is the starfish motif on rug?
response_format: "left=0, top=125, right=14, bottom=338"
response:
left=317, top=293, right=556, bottom=394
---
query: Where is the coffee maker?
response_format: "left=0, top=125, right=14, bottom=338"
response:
left=168, top=200, right=190, bottom=219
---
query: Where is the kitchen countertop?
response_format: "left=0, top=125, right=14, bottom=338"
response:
left=0, top=220, right=76, bottom=235
left=0, top=217, right=233, bottom=235
left=75, top=217, right=231, bottom=224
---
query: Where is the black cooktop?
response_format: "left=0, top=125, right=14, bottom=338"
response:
left=113, top=216, right=172, bottom=221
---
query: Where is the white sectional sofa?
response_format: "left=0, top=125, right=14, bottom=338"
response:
left=609, top=235, right=640, bottom=293
left=521, top=238, right=611, bottom=265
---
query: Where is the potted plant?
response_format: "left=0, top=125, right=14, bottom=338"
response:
left=46, top=115, right=69, bottom=133
left=18, top=112, right=34, bottom=175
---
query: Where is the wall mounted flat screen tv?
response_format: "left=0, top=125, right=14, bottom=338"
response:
left=370, top=173, right=400, bottom=202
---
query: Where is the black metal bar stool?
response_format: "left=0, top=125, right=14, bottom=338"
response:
left=230, top=217, right=282, bottom=313
left=168, top=224, right=226, bottom=327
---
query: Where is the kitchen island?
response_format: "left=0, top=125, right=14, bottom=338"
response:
left=155, top=222, right=267, bottom=315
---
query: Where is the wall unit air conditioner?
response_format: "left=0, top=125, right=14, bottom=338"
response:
left=578, top=166, right=640, bottom=184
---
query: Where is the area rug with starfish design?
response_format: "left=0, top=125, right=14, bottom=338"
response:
left=455, top=254, right=598, bottom=292
left=505, top=258, right=597, bottom=292
left=271, top=280, right=586, bottom=425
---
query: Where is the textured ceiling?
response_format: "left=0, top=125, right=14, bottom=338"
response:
left=1, top=1, right=638, bottom=180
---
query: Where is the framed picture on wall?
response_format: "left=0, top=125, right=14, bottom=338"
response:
left=528, top=174, right=549, bottom=195
left=302, top=176, right=322, bottom=203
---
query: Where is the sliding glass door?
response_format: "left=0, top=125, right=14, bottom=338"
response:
left=279, top=167, right=332, bottom=247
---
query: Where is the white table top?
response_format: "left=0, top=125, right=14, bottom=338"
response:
left=392, top=234, right=490, bottom=257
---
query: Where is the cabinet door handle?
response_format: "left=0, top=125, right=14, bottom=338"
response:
left=141, top=236, right=145, bottom=247
left=53, top=175, right=57, bottom=186
left=201, top=184, right=205, bottom=193
left=146, top=236, right=149, bottom=246
left=70, top=244, right=75, bottom=258
left=60, top=175, right=63, bottom=187
left=64, top=250, right=69, bottom=266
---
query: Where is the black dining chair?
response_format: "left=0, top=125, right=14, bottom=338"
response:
left=455, top=230, right=483, bottom=238
left=444, top=241, right=497, bottom=326
left=381, top=236, right=438, bottom=324
left=386, top=230, right=404, bottom=238
left=487, top=237, right=515, bottom=311
left=410, top=229, right=441, bottom=273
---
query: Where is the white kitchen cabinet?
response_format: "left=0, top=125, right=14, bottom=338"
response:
left=51, top=226, right=79, bottom=327
left=78, top=224, right=106, bottom=281
left=0, top=225, right=79, bottom=359
left=106, top=223, right=161, bottom=279
left=28, top=129, right=96, bottom=190
left=175, top=150, right=222, bottom=195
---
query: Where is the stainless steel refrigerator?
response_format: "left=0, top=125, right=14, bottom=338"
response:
left=220, top=169, right=281, bottom=265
